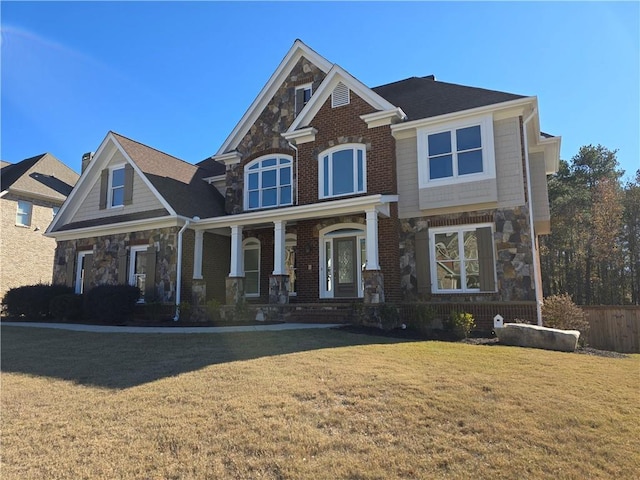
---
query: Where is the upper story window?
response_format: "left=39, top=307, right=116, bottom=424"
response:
left=16, top=200, right=32, bottom=226
left=295, top=84, right=312, bottom=116
left=52, top=206, right=60, bottom=218
left=244, top=155, right=293, bottom=210
left=319, top=144, right=366, bottom=199
left=110, top=166, right=125, bottom=207
left=417, top=114, right=495, bottom=188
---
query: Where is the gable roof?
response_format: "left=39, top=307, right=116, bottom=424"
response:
left=110, top=133, right=225, bottom=219
left=372, top=76, right=525, bottom=122
left=1, top=153, right=78, bottom=201
left=1, top=154, right=44, bottom=191
left=215, top=39, right=333, bottom=156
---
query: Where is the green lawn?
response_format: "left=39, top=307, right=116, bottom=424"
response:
left=1, top=326, right=639, bottom=479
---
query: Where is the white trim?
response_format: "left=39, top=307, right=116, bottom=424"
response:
left=193, top=194, right=397, bottom=230
left=281, top=127, right=317, bottom=145
left=287, top=64, right=399, bottom=134
left=391, top=96, right=537, bottom=136
left=212, top=151, right=242, bottom=166
left=107, top=163, right=126, bottom=208
left=244, top=154, right=294, bottom=210
left=318, top=143, right=367, bottom=199
left=360, top=108, right=406, bottom=129
left=45, top=215, right=182, bottom=241
left=75, top=250, right=92, bottom=295
left=319, top=223, right=366, bottom=299
left=417, top=113, right=496, bottom=188
left=216, top=40, right=332, bottom=156
left=243, top=237, right=261, bottom=297
left=128, top=245, right=148, bottom=302
left=428, top=223, right=496, bottom=294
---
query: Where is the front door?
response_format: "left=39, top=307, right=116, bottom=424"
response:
left=334, top=236, right=357, bottom=298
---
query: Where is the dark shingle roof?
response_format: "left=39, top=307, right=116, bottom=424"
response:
left=57, top=209, right=170, bottom=231
left=372, top=76, right=525, bottom=122
left=196, top=157, right=226, bottom=176
left=111, top=132, right=225, bottom=219
left=1, top=154, right=45, bottom=191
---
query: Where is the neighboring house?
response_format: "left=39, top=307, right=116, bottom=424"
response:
left=1, top=153, right=79, bottom=301
left=47, top=40, right=560, bottom=328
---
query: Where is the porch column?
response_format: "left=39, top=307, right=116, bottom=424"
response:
left=193, top=230, right=204, bottom=280
left=229, top=225, right=243, bottom=277
left=227, top=225, right=244, bottom=305
left=270, top=220, right=289, bottom=304
left=272, top=220, right=286, bottom=275
left=365, top=208, right=380, bottom=270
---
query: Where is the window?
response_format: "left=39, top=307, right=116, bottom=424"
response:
left=319, top=145, right=366, bottom=199
left=245, top=156, right=293, bottom=210
left=129, top=246, right=147, bottom=302
left=243, top=238, right=260, bottom=297
left=16, top=200, right=32, bottom=226
left=52, top=206, right=60, bottom=218
left=295, top=84, right=312, bottom=116
left=110, top=166, right=125, bottom=207
left=75, top=251, right=92, bottom=294
left=429, top=224, right=496, bottom=293
left=417, top=114, right=495, bottom=187
left=285, top=234, right=297, bottom=295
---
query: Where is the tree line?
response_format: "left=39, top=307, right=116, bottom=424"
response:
left=540, top=145, right=639, bottom=305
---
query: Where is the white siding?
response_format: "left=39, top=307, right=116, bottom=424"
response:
left=71, top=151, right=164, bottom=223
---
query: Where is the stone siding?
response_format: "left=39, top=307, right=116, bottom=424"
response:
left=53, top=227, right=181, bottom=302
left=399, top=206, right=534, bottom=303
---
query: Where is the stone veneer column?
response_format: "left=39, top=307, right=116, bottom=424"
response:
left=269, top=275, right=290, bottom=304
left=226, top=277, right=245, bottom=305
left=363, top=270, right=384, bottom=304
left=191, top=278, right=207, bottom=321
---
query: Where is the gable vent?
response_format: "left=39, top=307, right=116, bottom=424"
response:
left=331, top=82, right=350, bottom=108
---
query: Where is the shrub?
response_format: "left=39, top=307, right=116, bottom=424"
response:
left=49, top=294, right=83, bottom=322
left=84, top=285, right=140, bottom=323
left=2, top=284, right=73, bottom=318
left=542, top=293, right=589, bottom=345
left=177, top=302, right=192, bottom=321
left=379, top=303, right=400, bottom=331
left=406, top=303, right=437, bottom=335
left=448, top=310, right=476, bottom=339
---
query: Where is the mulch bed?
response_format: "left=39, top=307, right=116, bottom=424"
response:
left=335, top=325, right=629, bottom=358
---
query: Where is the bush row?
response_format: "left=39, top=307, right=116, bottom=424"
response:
left=2, top=284, right=140, bottom=323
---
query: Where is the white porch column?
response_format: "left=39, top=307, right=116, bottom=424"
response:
left=193, top=230, right=204, bottom=279
left=229, top=225, right=244, bottom=277
left=365, top=208, right=381, bottom=270
left=272, top=220, right=286, bottom=275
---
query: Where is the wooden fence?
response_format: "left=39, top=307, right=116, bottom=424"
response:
left=582, top=306, right=640, bottom=353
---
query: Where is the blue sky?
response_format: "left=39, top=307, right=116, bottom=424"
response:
left=2, top=1, right=638, bottom=180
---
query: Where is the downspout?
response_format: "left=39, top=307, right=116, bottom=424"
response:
left=173, top=219, right=190, bottom=321
left=522, top=108, right=543, bottom=326
left=288, top=141, right=299, bottom=205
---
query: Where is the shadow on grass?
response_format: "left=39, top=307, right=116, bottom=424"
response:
left=0, top=326, right=411, bottom=390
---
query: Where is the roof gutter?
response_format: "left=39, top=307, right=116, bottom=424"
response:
left=522, top=107, right=543, bottom=326
left=173, top=219, right=191, bottom=321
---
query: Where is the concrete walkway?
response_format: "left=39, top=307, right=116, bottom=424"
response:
left=0, top=321, right=344, bottom=334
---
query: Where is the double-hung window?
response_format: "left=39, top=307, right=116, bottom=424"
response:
left=110, top=166, right=125, bottom=207
left=295, top=84, right=312, bottom=116
left=319, top=144, right=366, bottom=199
left=429, top=224, right=496, bottom=293
left=16, top=200, right=32, bottom=226
left=417, top=114, right=495, bottom=187
left=245, top=156, right=293, bottom=210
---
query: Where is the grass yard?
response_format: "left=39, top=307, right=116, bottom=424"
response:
left=1, top=326, right=639, bottom=479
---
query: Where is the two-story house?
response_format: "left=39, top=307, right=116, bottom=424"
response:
left=1, top=153, right=79, bottom=302
left=47, top=40, right=559, bottom=329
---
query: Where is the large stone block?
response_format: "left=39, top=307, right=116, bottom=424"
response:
left=496, top=323, right=580, bottom=352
